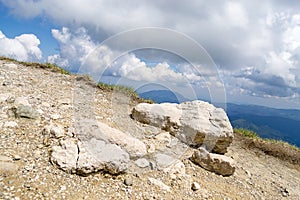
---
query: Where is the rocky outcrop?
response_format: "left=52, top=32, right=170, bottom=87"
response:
left=132, top=100, right=233, bottom=154
left=50, top=137, right=130, bottom=175
left=73, top=119, right=147, bottom=158
left=191, top=147, right=235, bottom=176
left=77, top=139, right=130, bottom=175
left=50, top=119, right=147, bottom=175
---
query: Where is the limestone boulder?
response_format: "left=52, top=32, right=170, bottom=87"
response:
left=191, top=147, right=235, bottom=176
left=74, top=119, right=147, bottom=158
left=50, top=138, right=130, bottom=175
left=132, top=100, right=233, bottom=154
left=77, top=139, right=130, bottom=175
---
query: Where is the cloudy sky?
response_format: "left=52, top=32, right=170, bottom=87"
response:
left=0, top=0, right=299, bottom=109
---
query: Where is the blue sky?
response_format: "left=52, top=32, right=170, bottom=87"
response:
left=0, top=0, right=299, bottom=109
left=0, top=3, right=59, bottom=57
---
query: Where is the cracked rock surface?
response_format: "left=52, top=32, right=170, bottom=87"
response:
left=132, top=101, right=234, bottom=154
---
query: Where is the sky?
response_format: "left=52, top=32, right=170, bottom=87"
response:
left=0, top=0, right=299, bottom=109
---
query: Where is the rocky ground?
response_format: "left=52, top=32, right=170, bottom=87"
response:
left=0, top=58, right=300, bottom=200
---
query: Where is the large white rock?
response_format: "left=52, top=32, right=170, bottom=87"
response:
left=50, top=138, right=130, bottom=175
left=74, top=119, right=147, bottom=158
left=77, top=139, right=130, bottom=174
left=132, top=100, right=233, bottom=154
left=191, top=147, right=235, bottom=176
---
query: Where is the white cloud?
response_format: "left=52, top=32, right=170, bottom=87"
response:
left=0, top=30, right=42, bottom=61
left=224, top=2, right=249, bottom=28
left=2, top=0, right=300, bottom=106
left=48, top=27, right=97, bottom=69
left=118, top=56, right=185, bottom=83
left=49, top=27, right=197, bottom=85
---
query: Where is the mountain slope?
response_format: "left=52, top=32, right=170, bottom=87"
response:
left=227, top=104, right=300, bottom=147
left=0, top=58, right=300, bottom=199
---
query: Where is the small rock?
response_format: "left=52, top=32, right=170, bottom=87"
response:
left=24, top=164, right=35, bottom=171
left=0, top=161, right=18, bottom=175
left=135, top=158, right=149, bottom=168
left=191, top=182, right=200, bottom=191
left=14, top=105, right=40, bottom=119
left=148, top=178, right=171, bottom=192
left=0, top=93, right=11, bottom=103
left=155, top=153, right=180, bottom=170
left=245, top=170, right=251, bottom=177
left=4, top=63, right=18, bottom=69
left=13, top=155, right=21, bottom=161
left=41, top=102, right=51, bottom=107
left=162, top=159, right=185, bottom=176
left=58, top=185, right=67, bottom=193
left=281, top=188, right=289, bottom=197
left=3, top=121, right=18, bottom=128
left=50, top=114, right=61, bottom=120
left=43, top=125, right=65, bottom=138
left=14, top=97, right=30, bottom=106
left=124, top=178, right=133, bottom=186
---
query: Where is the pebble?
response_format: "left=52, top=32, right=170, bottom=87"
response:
left=14, top=105, right=40, bottom=119
left=13, top=154, right=21, bottom=161
left=14, top=97, right=30, bottom=106
left=135, top=158, right=149, bottom=168
left=0, top=161, right=18, bottom=175
left=281, top=188, right=289, bottom=197
left=124, top=178, right=133, bottom=186
left=50, top=114, right=61, bottom=120
left=148, top=178, right=171, bottom=192
left=4, top=121, right=18, bottom=128
left=191, top=182, right=200, bottom=191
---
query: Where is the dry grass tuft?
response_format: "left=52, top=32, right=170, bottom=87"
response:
left=234, top=128, right=300, bottom=165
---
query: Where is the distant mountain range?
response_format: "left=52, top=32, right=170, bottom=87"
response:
left=137, top=90, right=300, bottom=147
left=139, top=90, right=190, bottom=103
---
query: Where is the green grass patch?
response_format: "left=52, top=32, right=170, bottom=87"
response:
left=0, top=56, right=18, bottom=62
left=234, top=128, right=259, bottom=139
left=97, top=82, right=138, bottom=97
left=97, top=82, right=154, bottom=103
left=0, top=56, right=70, bottom=75
left=263, top=138, right=300, bottom=151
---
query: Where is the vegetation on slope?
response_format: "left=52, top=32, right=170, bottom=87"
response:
left=0, top=56, right=70, bottom=75
left=0, top=56, right=153, bottom=103
left=235, top=128, right=300, bottom=165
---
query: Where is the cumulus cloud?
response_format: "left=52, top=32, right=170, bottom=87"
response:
left=0, top=30, right=42, bottom=61
left=49, top=27, right=199, bottom=86
left=48, top=27, right=97, bottom=69
left=2, top=0, right=300, bottom=103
